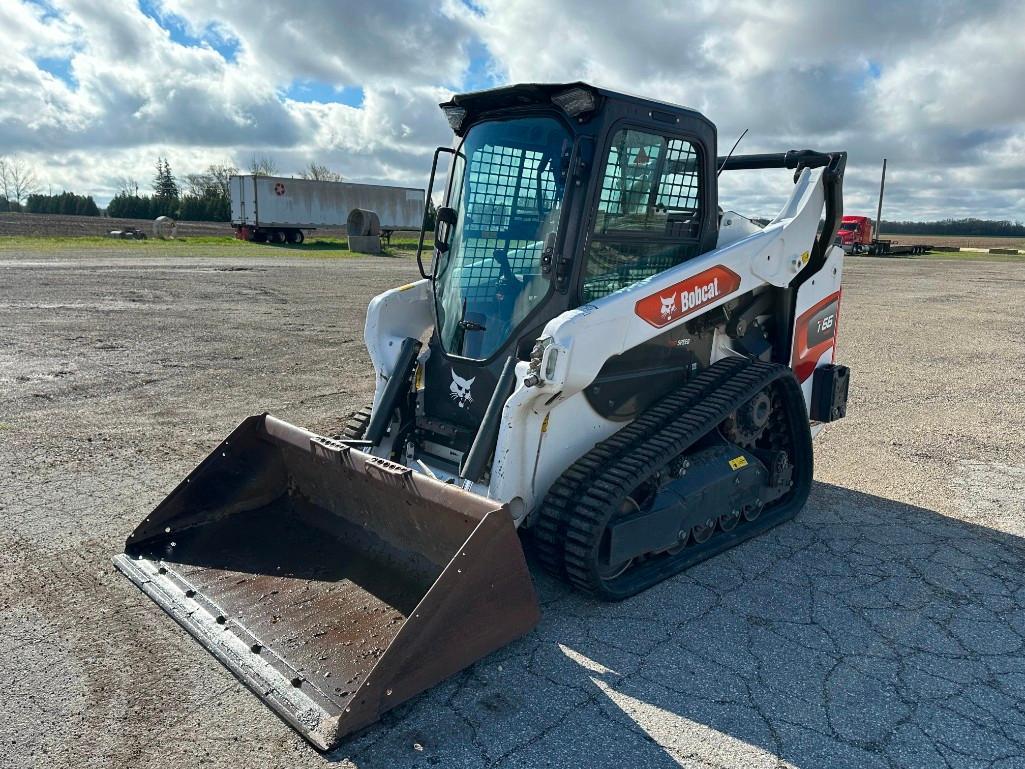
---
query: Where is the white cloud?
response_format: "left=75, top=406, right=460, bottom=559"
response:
left=157, top=0, right=477, bottom=88
left=1, top=0, right=1023, bottom=220
left=467, top=0, right=1025, bottom=220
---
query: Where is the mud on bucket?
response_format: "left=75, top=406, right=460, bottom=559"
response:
left=114, top=414, right=540, bottom=750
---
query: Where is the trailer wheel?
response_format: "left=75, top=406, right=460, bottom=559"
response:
left=270, top=230, right=286, bottom=245
left=286, top=229, right=304, bottom=245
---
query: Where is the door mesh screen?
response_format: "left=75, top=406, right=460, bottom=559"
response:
left=656, top=140, right=699, bottom=212
left=582, top=129, right=703, bottom=301
left=434, top=116, right=569, bottom=361
left=458, top=145, right=557, bottom=301
left=582, top=241, right=699, bottom=302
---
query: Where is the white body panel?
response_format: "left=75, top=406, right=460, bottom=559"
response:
left=229, top=175, right=425, bottom=230
left=364, top=280, right=433, bottom=414
left=362, top=167, right=844, bottom=525
left=715, top=211, right=764, bottom=249
left=791, top=245, right=845, bottom=407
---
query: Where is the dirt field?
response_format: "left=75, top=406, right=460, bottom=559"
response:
left=0, top=211, right=234, bottom=238
left=3, top=245, right=1025, bottom=769
left=880, top=232, right=1025, bottom=250
left=0, top=212, right=421, bottom=240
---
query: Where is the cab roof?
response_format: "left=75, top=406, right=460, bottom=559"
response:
left=440, top=81, right=713, bottom=135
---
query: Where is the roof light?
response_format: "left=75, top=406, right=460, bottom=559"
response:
left=442, top=105, right=467, bottom=132
left=551, top=87, right=596, bottom=118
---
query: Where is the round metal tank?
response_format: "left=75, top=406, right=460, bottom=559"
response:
left=346, top=208, right=381, bottom=237
left=153, top=215, right=177, bottom=239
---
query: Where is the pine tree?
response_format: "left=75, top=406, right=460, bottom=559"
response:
left=152, top=157, right=180, bottom=202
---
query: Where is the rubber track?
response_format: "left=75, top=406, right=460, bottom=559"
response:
left=530, top=357, right=749, bottom=579
left=339, top=405, right=373, bottom=440
left=532, top=357, right=813, bottom=599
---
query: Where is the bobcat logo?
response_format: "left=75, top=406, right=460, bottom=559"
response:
left=449, top=371, right=476, bottom=409
left=660, top=294, right=677, bottom=320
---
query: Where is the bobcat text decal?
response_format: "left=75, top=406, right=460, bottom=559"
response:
left=635, top=265, right=742, bottom=328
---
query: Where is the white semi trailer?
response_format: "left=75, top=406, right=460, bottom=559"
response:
left=229, top=175, right=426, bottom=244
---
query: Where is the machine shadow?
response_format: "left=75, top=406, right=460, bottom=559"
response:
left=331, top=480, right=1025, bottom=768
left=266, top=239, right=350, bottom=251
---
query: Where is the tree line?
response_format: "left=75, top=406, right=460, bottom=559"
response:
left=105, top=156, right=349, bottom=221
left=880, top=218, right=1025, bottom=237
left=4, top=149, right=1024, bottom=233
left=2, top=154, right=348, bottom=222
left=25, top=191, right=100, bottom=216
left=107, top=157, right=234, bottom=221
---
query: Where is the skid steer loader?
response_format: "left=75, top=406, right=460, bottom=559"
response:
left=115, top=82, right=851, bottom=749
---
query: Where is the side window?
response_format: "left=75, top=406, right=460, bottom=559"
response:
left=583, top=128, right=702, bottom=301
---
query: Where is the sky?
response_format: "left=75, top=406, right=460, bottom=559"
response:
left=2, top=0, right=1024, bottom=220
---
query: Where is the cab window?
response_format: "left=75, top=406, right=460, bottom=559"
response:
left=582, top=128, right=702, bottom=301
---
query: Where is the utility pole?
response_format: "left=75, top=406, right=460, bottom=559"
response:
left=874, top=158, right=887, bottom=241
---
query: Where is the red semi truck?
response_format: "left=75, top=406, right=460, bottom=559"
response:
left=836, top=215, right=873, bottom=252
left=835, top=161, right=931, bottom=255
left=835, top=214, right=930, bottom=255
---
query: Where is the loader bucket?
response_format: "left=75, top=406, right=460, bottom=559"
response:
left=113, top=414, right=540, bottom=750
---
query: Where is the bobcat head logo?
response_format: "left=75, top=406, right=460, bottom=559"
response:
left=450, top=371, right=475, bottom=409
left=660, top=294, right=677, bottom=320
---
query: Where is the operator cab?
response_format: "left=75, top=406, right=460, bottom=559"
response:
left=413, top=84, right=720, bottom=472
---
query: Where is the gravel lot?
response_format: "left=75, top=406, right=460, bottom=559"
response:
left=3, top=245, right=1025, bottom=769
